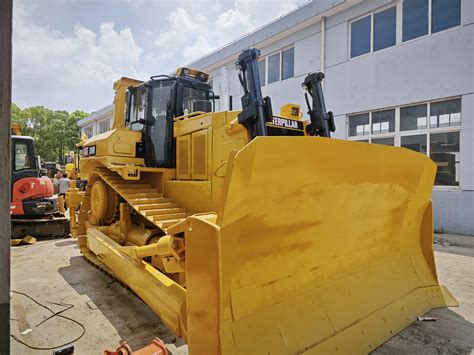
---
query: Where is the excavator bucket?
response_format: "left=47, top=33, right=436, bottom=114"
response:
left=185, top=137, right=457, bottom=354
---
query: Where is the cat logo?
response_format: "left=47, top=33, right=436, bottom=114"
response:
left=272, top=117, right=299, bottom=129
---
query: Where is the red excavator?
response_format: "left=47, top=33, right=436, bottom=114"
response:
left=10, top=123, right=69, bottom=238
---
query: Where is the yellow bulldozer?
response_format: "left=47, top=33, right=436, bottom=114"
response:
left=67, top=48, right=456, bottom=354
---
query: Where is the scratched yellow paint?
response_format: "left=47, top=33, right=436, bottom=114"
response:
left=73, top=102, right=457, bottom=353
left=185, top=137, right=457, bottom=354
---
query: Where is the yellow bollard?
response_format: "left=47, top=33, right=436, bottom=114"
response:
left=57, top=195, right=65, bottom=213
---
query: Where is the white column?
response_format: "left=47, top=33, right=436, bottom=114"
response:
left=320, top=16, right=326, bottom=73
left=219, top=67, right=229, bottom=111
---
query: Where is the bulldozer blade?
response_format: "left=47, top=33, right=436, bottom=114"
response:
left=185, top=137, right=457, bottom=354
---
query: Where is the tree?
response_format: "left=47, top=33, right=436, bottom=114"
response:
left=11, top=104, right=88, bottom=162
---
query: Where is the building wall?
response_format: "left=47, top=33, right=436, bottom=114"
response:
left=82, top=116, right=113, bottom=138
left=322, top=0, right=473, bottom=234
left=78, top=104, right=114, bottom=138
left=202, top=0, right=474, bottom=235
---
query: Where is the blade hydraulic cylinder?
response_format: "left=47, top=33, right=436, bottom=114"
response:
left=302, top=72, right=335, bottom=137
left=236, top=48, right=273, bottom=139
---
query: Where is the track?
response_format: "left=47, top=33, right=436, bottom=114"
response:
left=11, top=213, right=69, bottom=239
left=77, top=166, right=187, bottom=291
left=94, top=167, right=188, bottom=232
left=81, top=247, right=132, bottom=293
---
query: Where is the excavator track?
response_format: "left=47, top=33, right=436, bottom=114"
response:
left=93, top=167, right=188, bottom=233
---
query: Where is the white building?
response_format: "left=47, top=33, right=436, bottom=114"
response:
left=80, top=0, right=473, bottom=234
left=78, top=104, right=114, bottom=138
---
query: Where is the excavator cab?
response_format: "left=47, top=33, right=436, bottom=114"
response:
left=125, top=69, right=214, bottom=168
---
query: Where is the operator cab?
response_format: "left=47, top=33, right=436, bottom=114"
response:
left=125, top=67, right=214, bottom=168
left=11, top=136, right=38, bottom=186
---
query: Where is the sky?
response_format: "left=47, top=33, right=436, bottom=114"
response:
left=12, top=0, right=309, bottom=113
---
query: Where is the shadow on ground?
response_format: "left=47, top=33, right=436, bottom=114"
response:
left=373, top=308, right=473, bottom=354
left=58, top=255, right=183, bottom=350
left=54, top=239, right=77, bottom=247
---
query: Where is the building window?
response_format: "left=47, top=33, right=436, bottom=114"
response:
left=259, top=47, right=294, bottom=85
left=350, top=15, right=371, bottom=57
left=372, top=137, right=395, bottom=146
left=258, top=60, right=266, bottom=86
left=348, top=113, right=370, bottom=137
left=372, top=109, right=395, bottom=134
left=402, top=0, right=429, bottom=41
left=430, top=131, right=460, bottom=186
left=430, top=98, right=461, bottom=128
left=432, top=0, right=461, bottom=33
left=267, top=52, right=280, bottom=84
left=401, top=104, right=427, bottom=131
left=350, top=0, right=461, bottom=58
left=401, top=134, right=427, bottom=154
left=403, top=0, right=461, bottom=42
left=374, top=6, right=397, bottom=51
left=281, top=47, right=294, bottom=80
left=350, top=6, right=397, bottom=58
left=98, top=119, right=110, bottom=134
left=347, top=97, right=461, bottom=187
left=84, top=126, right=93, bottom=138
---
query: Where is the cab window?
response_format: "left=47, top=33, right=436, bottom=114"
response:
left=128, top=86, right=147, bottom=131
left=151, top=80, right=174, bottom=120
left=182, top=86, right=208, bottom=114
left=15, top=142, right=31, bottom=171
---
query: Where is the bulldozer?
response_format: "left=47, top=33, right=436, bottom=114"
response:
left=67, top=48, right=457, bottom=354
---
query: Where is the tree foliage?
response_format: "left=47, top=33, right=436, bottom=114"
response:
left=11, top=103, right=88, bottom=162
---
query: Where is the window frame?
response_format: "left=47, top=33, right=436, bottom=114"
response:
left=400, top=102, right=428, bottom=132
left=258, top=46, right=295, bottom=86
left=281, top=47, right=295, bottom=81
left=98, top=119, right=110, bottom=134
left=14, top=141, right=32, bottom=172
left=349, top=3, right=398, bottom=59
left=83, top=125, right=93, bottom=138
left=349, top=0, right=462, bottom=59
left=347, top=96, right=462, bottom=189
left=401, top=0, right=462, bottom=44
left=267, top=51, right=281, bottom=85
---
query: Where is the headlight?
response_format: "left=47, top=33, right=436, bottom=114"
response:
left=89, top=145, right=96, bottom=156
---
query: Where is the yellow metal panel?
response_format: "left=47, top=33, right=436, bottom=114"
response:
left=82, top=128, right=142, bottom=158
left=191, top=129, right=208, bottom=180
left=85, top=227, right=188, bottom=339
left=185, top=137, right=456, bottom=354
left=176, top=135, right=191, bottom=180
left=164, top=180, right=212, bottom=214
left=185, top=217, right=221, bottom=355
left=211, top=111, right=248, bottom=211
left=279, top=103, right=303, bottom=119
left=174, top=112, right=213, bottom=137
left=113, top=143, right=131, bottom=154
left=112, top=77, right=143, bottom=129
